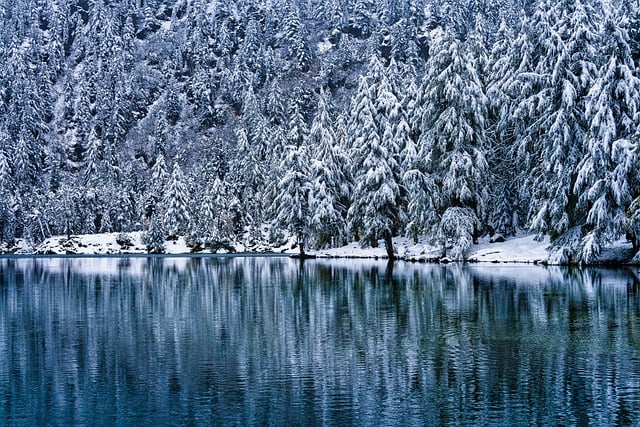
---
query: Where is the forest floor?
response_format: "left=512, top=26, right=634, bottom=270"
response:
left=1, top=231, right=635, bottom=265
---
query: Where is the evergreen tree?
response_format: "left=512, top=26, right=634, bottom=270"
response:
left=142, top=154, right=168, bottom=228
left=143, top=215, right=166, bottom=253
left=510, top=3, right=561, bottom=229
left=486, top=20, right=521, bottom=236
left=228, top=127, right=266, bottom=235
left=193, top=174, right=233, bottom=249
left=575, top=17, right=640, bottom=263
left=284, top=2, right=312, bottom=71
left=163, top=162, right=191, bottom=237
left=209, top=175, right=233, bottom=242
left=308, top=91, right=348, bottom=248
left=242, top=87, right=270, bottom=161
left=333, top=113, right=355, bottom=211
left=272, top=106, right=312, bottom=256
left=0, top=142, right=16, bottom=243
left=347, top=57, right=405, bottom=259
left=83, top=128, right=102, bottom=184
left=416, top=29, right=489, bottom=259
left=50, top=182, right=83, bottom=239
left=528, top=0, right=599, bottom=244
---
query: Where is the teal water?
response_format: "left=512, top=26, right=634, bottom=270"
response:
left=1, top=257, right=640, bottom=426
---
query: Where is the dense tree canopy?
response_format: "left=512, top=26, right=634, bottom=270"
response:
left=1, top=0, right=640, bottom=263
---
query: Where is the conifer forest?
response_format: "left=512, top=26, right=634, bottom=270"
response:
left=2, top=0, right=640, bottom=263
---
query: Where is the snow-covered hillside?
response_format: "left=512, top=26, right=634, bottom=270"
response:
left=2, top=1, right=640, bottom=265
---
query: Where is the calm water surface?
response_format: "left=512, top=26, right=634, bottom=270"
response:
left=1, top=257, right=640, bottom=426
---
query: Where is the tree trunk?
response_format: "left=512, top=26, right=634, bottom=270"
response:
left=383, top=230, right=394, bottom=260
left=298, top=234, right=305, bottom=256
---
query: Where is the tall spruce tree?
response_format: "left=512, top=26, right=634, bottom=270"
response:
left=272, top=105, right=312, bottom=256
left=163, top=162, right=191, bottom=238
left=574, top=17, right=640, bottom=263
left=308, top=91, right=348, bottom=248
left=486, top=20, right=521, bottom=236
left=415, top=28, right=489, bottom=259
left=510, top=2, right=561, bottom=229
left=347, top=57, right=405, bottom=259
left=528, top=0, right=599, bottom=247
left=0, top=137, right=16, bottom=243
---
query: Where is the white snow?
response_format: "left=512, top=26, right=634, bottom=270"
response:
left=315, top=241, right=390, bottom=258
left=467, top=235, right=551, bottom=263
left=0, top=232, right=635, bottom=265
left=20, top=232, right=192, bottom=255
left=313, top=234, right=550, bottom=263
left=316, top=40, right=334, bottom=55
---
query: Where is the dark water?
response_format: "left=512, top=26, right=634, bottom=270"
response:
left=1, top=257, right=640, bottom=426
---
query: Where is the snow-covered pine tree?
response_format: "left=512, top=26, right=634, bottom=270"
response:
left=508, top=3, right=560, bottom=229
left=266, top=80, right=288, bottom=127
left=416, top=28, right=489, bottom=259
left=347, top=56, right=405, bottom=259
left=627, top=3, right=640, bottom=68
left=120, top=157, right=148, bottom=231
left=143, top=154, right=168, bottom=227
left=346, top=74, right=375, bottom=154
left=196, top=194, right=217, bottom=250
left=13, top=130, right=37, bottom=193
left=4, top=31, right=49, bottom=196
left=485, top=19, right=521, bottom=236
left=308, top=91, right=348, bottom=248
left=403, top=73, right=438, bottom=244
left=83, top=128, right=102, bottom=184
left=211, top=175, right=234, bottom=242
left=384, top=60, right=413, bottom=162
left=284, top=2, right=312, bottom=71
left=527, top=0, right=599, bottom=250
left=272, top=105, right=312, bottom=256
left=151, top=154, right=168, bottom=191
left=143, top=215, right=166, bottom=253
left=403, top=146, right=440, bottom=244
left=227, top=127, right=266, bottom=237
left=333, top=113, right=355, bottom=213
left=50, top=182, right=83, bottom=239
left=387, top=61, right=425, bottom=243
left=242, top=87, right=270, bottom=162
left=163, top=162, right=191, bottom=238
left=0, top=141, right=16, bottom=243
left=193, top=173, right=231, bottom=250
left=238, top=17, right=263, bottom=74
left=574, top=17, right=640, bottom=263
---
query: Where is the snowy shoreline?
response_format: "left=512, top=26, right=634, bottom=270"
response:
left=0, top=232, right=635, bottom=266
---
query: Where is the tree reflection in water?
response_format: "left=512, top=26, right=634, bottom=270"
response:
left=1, top=257, right=639, bottom=425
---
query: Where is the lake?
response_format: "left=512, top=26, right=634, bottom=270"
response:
left=1, top=256, right=640, bottom=426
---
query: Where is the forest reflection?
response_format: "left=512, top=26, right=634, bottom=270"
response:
left=1, top=257, right=640, bottom=425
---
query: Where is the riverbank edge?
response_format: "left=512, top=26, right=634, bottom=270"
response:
left=0, top=232, right=636, bottom=266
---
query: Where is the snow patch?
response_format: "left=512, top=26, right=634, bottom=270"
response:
left=314, top=234, right=550, bottom=264
left=317, top=40, right=334, bottom=55
left=24, top=232, right=195, bottom=255
left=1, top=232, right=637, bottom=266
left=468, top=235, right=550, bottom=263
